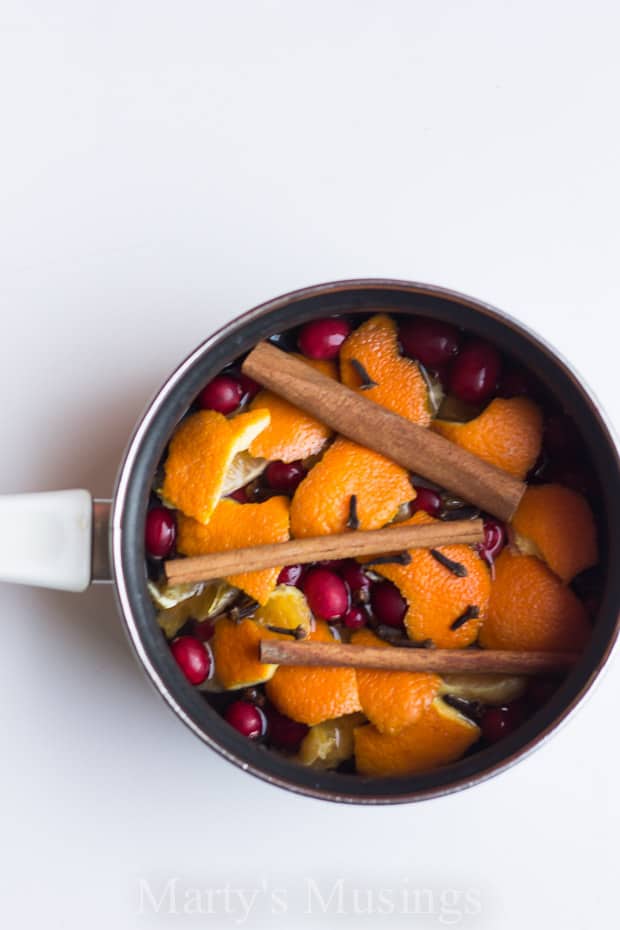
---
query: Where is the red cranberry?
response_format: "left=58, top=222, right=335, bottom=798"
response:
left=297, top=318, right=351, bottom=360
left=170, top=636, right=211, bottom=685
left=339, top=560, right=371, bottom=596
left=265, top=460, right=306, bottom=494
left=477, top=519, right=506, bottom=564
left=449, top=339, right=501, bottom=405
left=342, top=606, right=368, bottom=630
left=225, top=701, right=266, bottom=739
left=302, top=568, right=349, bottom=620
left=188, top=619, right=216, bottom=642
left=145, top=506, right=176, bottom=559
left=480, top=703, right=525, bottom=743
left=277, top=564, right=305, bottom=586
left=238, top=373, right=261, bottom=402
left=264, top=706, right=308, bottom=751
left=229, top=487, right=249, bottom=503
left=198, top=374, right=243, bottom=414
left=399, top=318, right=461, bottom=366
left=370, top=580, right=407, bottom=628
left=411, top=486, right=442, bottom=517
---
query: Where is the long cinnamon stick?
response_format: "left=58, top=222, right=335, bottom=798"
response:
left=164, top=518, right=483, bottom=585
left=242, top=341, right=525, bottom=521
left=259, top=640, right=578, bottom=676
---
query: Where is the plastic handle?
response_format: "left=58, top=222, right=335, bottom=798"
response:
left=0, top=490, right=94, bottom=592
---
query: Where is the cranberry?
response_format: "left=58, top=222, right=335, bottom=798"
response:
left=188, top=618, right=216, bottom=642
left=411, top=486, right=442, bottom=517
left=277, top=564, right=305, bottom=586
left=339, top=560, right=371, bottom=596
left=265, top=460, right=306, bottom=494
left=480, top=702, right=525, bottom=743
left=477, top=519, right=506, bottom=564
left=264, top=706, right=308, bottom=751
left=297, top=318, right=351, bottom=360
left=229, top=487, right=249, bottom=503
left=198, top=374, right=243, bottom=414
left=342, top=606, right=368, bottom=630
left=370, top=580, right=407, bottom=628
left=399, top=318, right=461, bottom=366
left=170, top=635, right=211, bottom=685
left=225, top=701, right=266, bottom=739
left=302, top=568, right=349, bottom=620
left=449, top=339, right=501, bottom=405
left=238, top=373, right=261, bottom=402
left=145, top=506, right=176, bottom=559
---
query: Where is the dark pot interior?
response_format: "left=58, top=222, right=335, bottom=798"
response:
left=111, top=280, right=620, bottom=803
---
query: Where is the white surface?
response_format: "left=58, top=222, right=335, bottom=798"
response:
left=1, top=2, right=619, bottom=927
left=0, top=490, right=92, bottom=591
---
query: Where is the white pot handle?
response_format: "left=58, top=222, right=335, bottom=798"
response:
left=0, top=490, right=111, bottom=592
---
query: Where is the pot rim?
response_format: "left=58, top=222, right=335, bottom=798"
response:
left=110, top=278, right=620, bottom=803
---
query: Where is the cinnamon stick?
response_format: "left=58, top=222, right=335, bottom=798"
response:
left=164, top=518, right=483, bottom=585
left=242, top=341, right=525, bottom=521
left=259, top=640, right=578, bottom=676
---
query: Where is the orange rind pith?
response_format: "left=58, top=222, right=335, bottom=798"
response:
left=351, top=628, right=441, bottom=735
left=376, top=512, right=491, bottom=648
left=340, top=313, right=432, bottom=426
left=290, top=437, right=413, bottom=538
left=265, top=621, right=362, bottom=725
left=431, top=397, right=543, bottom=479
left=253, top=584, right=314, bottom=638
left=354, top=698, right=480, bottom=777
left=176, top=497, right=290, bottom=604
left=511, top=483, right=598, bottom=583
left=248, top=357, right=337, bottom=462
left=211, top=617, right=278, bottom=689
left=479, top=548, right=591, bottom=652
left=162, top=409, right=270, bottom=523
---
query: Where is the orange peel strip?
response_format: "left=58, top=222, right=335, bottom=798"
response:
left=249, top=357, right=337, bottom=462
left=431, top=397, right=543, bottom=480
left=340, top=313, right=432, bottom=426
left=162, top=409, right=270, bottom=524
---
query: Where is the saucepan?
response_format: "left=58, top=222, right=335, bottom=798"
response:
left=2, top=279, right=619, bottom=803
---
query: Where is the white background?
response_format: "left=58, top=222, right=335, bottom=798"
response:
left=1, top=2, right=619, bottom=927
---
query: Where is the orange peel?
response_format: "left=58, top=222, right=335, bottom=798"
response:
left=162, top=409, right=269, bottom=523
left=176, top=497, right=290, bottom=604
left=376, top=512, right=491, bottom=648
left=290, top=437, right=413, bottom=538
left=248, top=357, right=337, bottom=462
left=479, top=548, right=591, bottom=652
left=431, top=397, right=543, bottom=479
left=340, top=313, right=431, bottom=425
left=265, top=621, right=362, bottom=725
left=511, top=483, right=598, bottom=583
left=211, top=617, right=278, bottom=689
left=354, top=698, right=480, bottom=777
left=351, top=628, right=441, bottom=735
